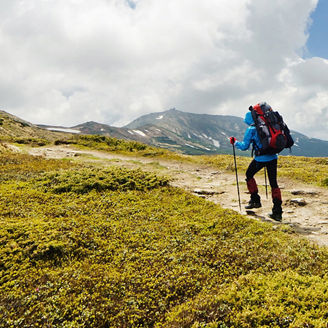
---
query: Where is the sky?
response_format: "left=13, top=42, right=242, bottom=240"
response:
left=1, top=0, right=328, bottom=140
left=306, top=0, right=328, bottom=59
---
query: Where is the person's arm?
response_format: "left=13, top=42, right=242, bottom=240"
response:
left=235, top=127, right=254, bottom=151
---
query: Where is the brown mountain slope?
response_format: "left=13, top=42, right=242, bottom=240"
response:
left=0, top=110, right=70, bottom=141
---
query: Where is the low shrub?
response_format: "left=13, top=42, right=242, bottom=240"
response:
left=164, top=270, right=328, bottom=327
left=37, top=167, right=169, bottom=194
left=14, top=137, right=49, bottom=146
left=322, top=177, right=328, bottom=186
left=54, top=134, right=181, bottom=159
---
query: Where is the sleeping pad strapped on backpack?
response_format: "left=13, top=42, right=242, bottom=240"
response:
left=249, top=102, right=294, bottom=155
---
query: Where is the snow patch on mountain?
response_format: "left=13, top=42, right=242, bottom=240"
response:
left=199, top=145, right=211, bottom=151
left=212, top=139, right=220, bottom=148
left=46, top=127, right=80, bottom=134
left=133, top=130, right=146, bottom=137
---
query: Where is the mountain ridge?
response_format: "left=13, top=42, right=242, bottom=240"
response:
left=2, top=108, right=328, bottom=157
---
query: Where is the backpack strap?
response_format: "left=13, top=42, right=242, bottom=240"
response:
left=252, top=141, right=260, bottom=157
left=250, top=125, right=260, bottom=157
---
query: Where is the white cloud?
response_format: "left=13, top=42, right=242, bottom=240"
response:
left=1, top=0, right=327, bottom=140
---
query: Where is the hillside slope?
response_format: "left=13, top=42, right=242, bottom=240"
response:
left=0, top=110, right=70, bottom=141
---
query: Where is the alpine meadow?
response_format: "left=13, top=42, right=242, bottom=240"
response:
left=2, top=0, right=328, bottom=326
left=2, top=112, right=328, bottom=327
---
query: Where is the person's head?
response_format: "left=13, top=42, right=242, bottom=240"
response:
left=244, top=111, right=254, bottom=126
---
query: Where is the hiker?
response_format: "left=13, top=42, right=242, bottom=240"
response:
left=229, top=103, right=283, bottom=221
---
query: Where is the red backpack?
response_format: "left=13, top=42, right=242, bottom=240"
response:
left=250, top=102, right=294, bottom=155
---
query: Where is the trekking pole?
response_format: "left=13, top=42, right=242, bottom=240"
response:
left=232, top=143, right=242, bottom=212
left=264, top=167, right=268, bottom=199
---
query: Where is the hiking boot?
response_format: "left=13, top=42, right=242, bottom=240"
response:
left=245, top=193, right=261, bottom=209
left=269, top=212, right=282, bottom=221
left=245, top=200, right=262, bottom=209
left=269, top=199, right=283, bottom=221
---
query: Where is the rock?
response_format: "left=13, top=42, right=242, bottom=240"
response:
left=290, top=198, right=307, bottom=206
left=290, top=190, right=319, bottom=196
left=290, top=190, right=303, bottom=195
left=210, top=171, right=220, bottom=176
left=193, top=189, right=224, bottom=196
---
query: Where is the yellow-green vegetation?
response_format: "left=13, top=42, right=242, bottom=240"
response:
left=13, top=137, right=50, bottom=147
left=278, top=156, right=328, bottom=186
left=37, top=167, right=169, bottom=194
left=55, top=135, right=188, bottom=160
left=2, top=153, right=328, bottom=327
left=0, top=142, right=8, bottom=153
left=54, top=135, right=328, bottom=188
left=181, top=154, right=328, bottom=188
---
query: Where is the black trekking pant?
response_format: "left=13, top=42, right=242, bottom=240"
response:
left=246, top=159, right=278, bottom=189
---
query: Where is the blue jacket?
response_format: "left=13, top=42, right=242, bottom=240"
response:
left=235, top=112, right=278, bottom=162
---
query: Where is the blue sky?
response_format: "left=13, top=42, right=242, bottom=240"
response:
left=306, top=0, right=328, bottom=59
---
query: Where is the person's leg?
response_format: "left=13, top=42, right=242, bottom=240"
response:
left=245, top=159, right=265, bottom=209
left=265, top=159, right=282, bottom=221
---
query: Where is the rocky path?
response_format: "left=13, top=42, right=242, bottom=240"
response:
left=28, top=145, right=328, bottom=247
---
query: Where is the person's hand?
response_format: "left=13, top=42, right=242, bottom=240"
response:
left=230, top=137, right=236, bottom=145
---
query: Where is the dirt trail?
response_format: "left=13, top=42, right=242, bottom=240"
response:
left=28, top=145, right=328, bottom=247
